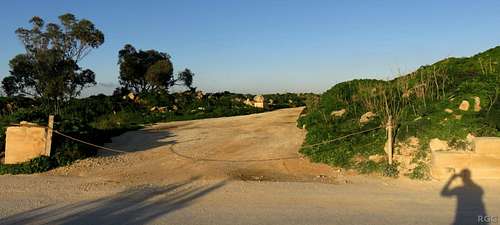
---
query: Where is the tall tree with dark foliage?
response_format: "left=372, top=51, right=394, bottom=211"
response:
left=2, top=13, right=104, bottom=102
left=118, top=44, right=194, bottom=94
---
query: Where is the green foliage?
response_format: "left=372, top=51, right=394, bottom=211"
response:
left=177, top=69, right=195, bottom=91
left=356, top=160, right=382, bottom=174
left=0, top=156, right=54, bottom=175
left=118, top=44, right=194, bottom=94
left=408, top=162, right=430, bottom=180
left=263, top=93, right=310, bottom=109
left=54, top=142, right=93, bottom=166
left=298, top=79, right=387, bottom=169
left=118, top=44, right=172, bottom=93
left=300, top=128, right=386, bottom=168
left=382, top=162, right=399, bottom=178
left=1, top=13, right=103, bottom=100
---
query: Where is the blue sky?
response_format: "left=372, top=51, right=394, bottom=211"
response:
left=1, top=1, right=500, bottom=94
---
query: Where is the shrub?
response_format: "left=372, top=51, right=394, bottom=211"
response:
left=0, top=156, right=54, bottom=175
left=357, top=160, right=381, bottom=174
left=382, top=162, right=399, bottom=178
left=408, top=162, right=430, bottom=180
left=54, top=142, right=94, bottom=166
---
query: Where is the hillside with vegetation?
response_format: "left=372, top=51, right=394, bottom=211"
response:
left=298, top=46, right=500, bottom=179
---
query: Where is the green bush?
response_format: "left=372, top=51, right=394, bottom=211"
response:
left=356, top=160, right=382, bottom=174
left=0, top=156, right=54, bottom=175
left=408, top=162, right=430, bottom=180
left=53, top=142, right=94, bottom=166
left=382, top=162, right=399, bottom=178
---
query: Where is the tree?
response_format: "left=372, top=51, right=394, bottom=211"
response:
left=177, top=68, right=196, bottom=92
left=118, top=44, right=194, bottom=93
left=1, top=13, right=104, bottom=100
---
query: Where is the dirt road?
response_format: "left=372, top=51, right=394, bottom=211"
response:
left=1, top=108, right=499, bottom=225
left=50, top=107, right=340, bottom=184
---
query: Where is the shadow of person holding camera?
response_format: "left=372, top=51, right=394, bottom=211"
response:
left=441, top=168, right=489, bottom=225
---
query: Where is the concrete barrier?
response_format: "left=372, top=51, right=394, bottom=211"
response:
left=431, top=137, right=500, bottom=179
left=473, top=137, right=500, bottom=156
left=4, top=126, right=49, bottom=164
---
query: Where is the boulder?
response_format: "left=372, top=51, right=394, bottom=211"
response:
left=408, top=137, right=419, bottom=146
left=127, top=92, right=136, bottom=101
left=368, top=154, right=385, bottom=163
left=19, top=121, right=38, bottom=126
left=359, top=112, right=376, bottom=123
left=459, top=100, right=470, bottom=111
left=402, top=90, right=411, bottom=98
left=466, top=133, right=476, bottom=143
left=6, top=103, right=13, bottom=113
left=244, top=99, right=254, bottom=106
left=352, top=155, right=365, bottom=164
left=473, top=96, right=481, bottom=112
left=330, top=109, right=347, bottom=117
left=398, top=137, right=419, bottom=156
left=195, top=91, right=204, bottom=100
left=429, top=138, right=449, bottom=152
left=394, top=154, right=416, bottom=173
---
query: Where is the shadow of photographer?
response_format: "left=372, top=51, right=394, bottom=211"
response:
left=441, top=168, right=489, bottom=225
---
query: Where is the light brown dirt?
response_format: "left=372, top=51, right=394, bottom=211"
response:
left=48, top=107, right=343, bottom=184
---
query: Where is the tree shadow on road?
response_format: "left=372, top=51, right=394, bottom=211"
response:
left=2, top=177, right=225, bottom=225
left=100, top=129, right=178, bottom=156
left=441, top=168, right=489, bottom=225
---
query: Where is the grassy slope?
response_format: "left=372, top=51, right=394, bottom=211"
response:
left=298, top=46, right=500, bottom=178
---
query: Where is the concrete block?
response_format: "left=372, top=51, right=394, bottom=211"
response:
left=474, top=137, right=500, bottom=157
left=431, top=151, right=500, bottom=179
left=4, top=126, right=48, bottom=164
left=432, top=151, right=473, bottom=167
